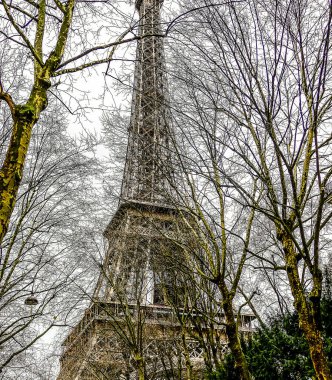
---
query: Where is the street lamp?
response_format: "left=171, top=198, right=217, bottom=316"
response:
left=24, top=293, right=38, bottom=306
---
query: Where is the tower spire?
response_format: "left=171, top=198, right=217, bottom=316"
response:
left=121, top=0, right=174, bottom=205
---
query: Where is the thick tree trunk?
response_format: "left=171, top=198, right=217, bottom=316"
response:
left=0, top=76, right=50, bottom=247
left=0, top=111, right=36, bottom=245
left=281, top=234, right=331, bottom=380
left=301, top=317, right=331, bottom=380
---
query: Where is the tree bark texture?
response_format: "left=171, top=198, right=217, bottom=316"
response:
left=280, top=233, right=331, bottom=380
left=0, top=104, right=41, bottom=245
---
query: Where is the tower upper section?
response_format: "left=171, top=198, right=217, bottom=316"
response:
left=120, top=0, right=175, bottom=206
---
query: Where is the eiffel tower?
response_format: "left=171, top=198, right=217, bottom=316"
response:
left=56, top=1, right=255, bottom=379
left=56, top=1, right=191, bottom=379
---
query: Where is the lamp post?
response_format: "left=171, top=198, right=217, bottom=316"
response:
left=24, top=293, right=38, bottom=315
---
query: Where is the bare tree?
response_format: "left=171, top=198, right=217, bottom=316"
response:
left=0, top=102, right=106, bottom=376
left=164, top=114, right=261, bottom=379
left=169, top=0, right=332, bottom=378
left=0, top=0, right=143, bottom=246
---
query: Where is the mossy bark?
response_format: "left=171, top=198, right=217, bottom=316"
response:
left=0, top=103, right=41, bottom=245
left=135, top=355, right=145, bottom=380
left=280, top=233, right=331, bottom=380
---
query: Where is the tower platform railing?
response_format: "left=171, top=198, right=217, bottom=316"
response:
left=61, top=300, right=256, bottom=356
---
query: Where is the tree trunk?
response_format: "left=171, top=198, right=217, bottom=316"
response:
left=0, top=75, right=50, bottom=247
left=222, top=294, right=251, bottom=380
left=0, top=68, right=51, bottom=245
left=181, top=327, right=193, bottom=380
left=281, top=234, right=331, bottom=380
left=0, top=110, right=37, bottom=245
left=135, top=355, right=145, bottom=380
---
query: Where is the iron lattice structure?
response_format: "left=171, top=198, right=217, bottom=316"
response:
left=121, top=0, right=175, bottom=205
left=57, top=1, right=254, bottom=379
